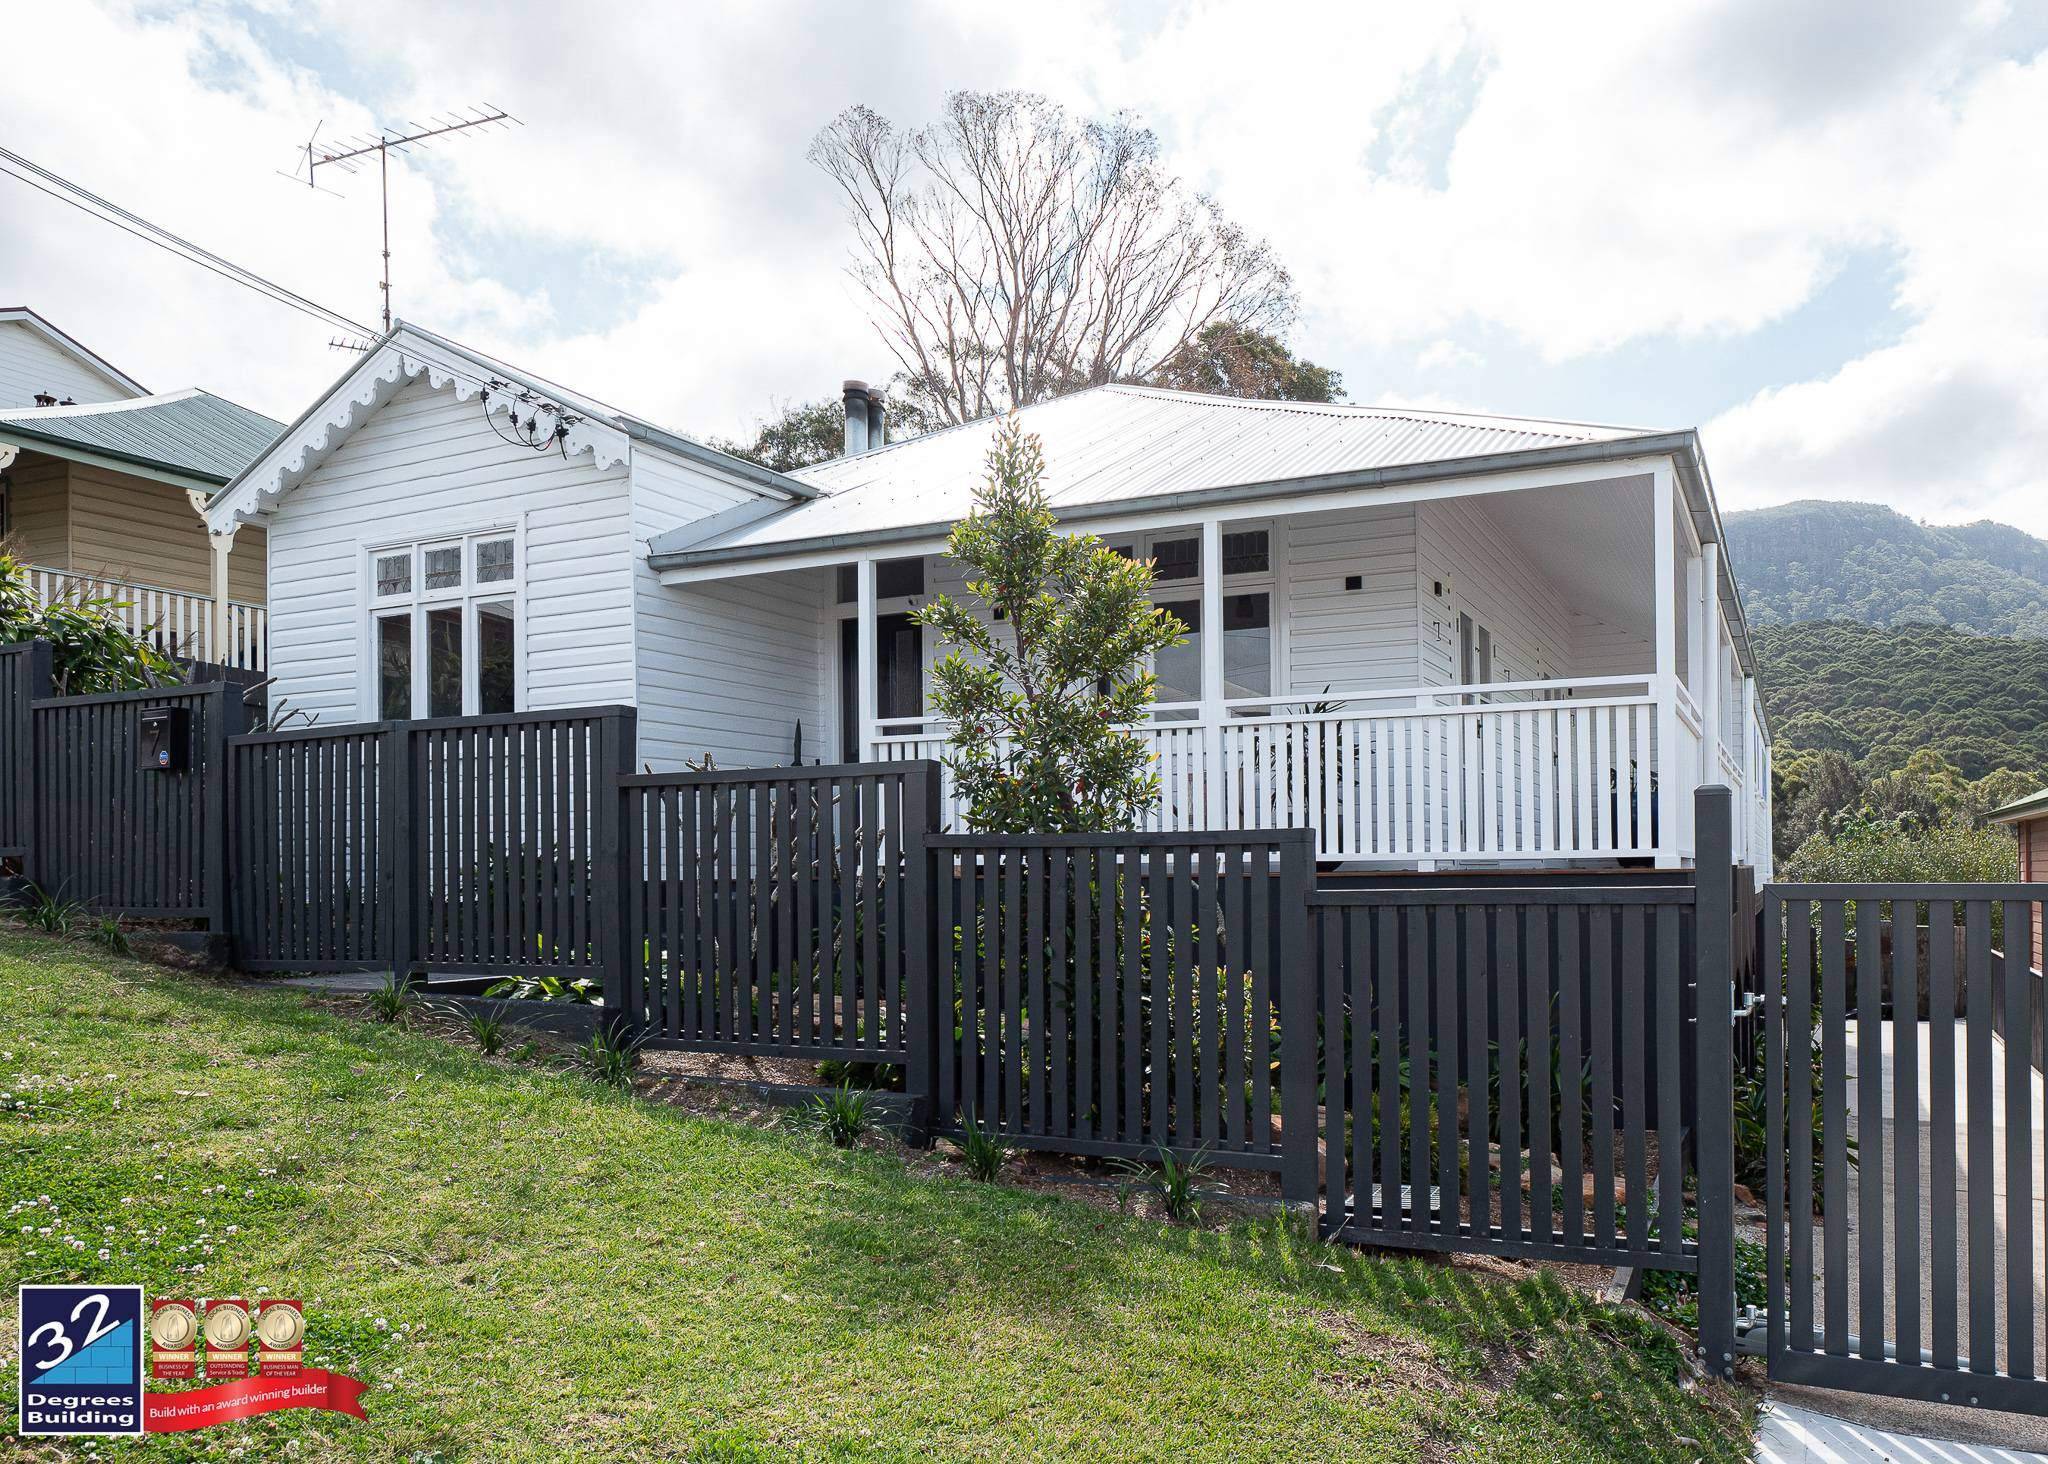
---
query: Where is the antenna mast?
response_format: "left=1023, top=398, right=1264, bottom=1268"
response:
left=297, top=105, right=520, bottom=332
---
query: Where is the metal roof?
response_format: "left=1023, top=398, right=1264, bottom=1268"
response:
left=0, top=388, right=282, bottom=486
left=649, top=384, right=1662, bottom=567
left=1988, top=787, right=2048, bottom=826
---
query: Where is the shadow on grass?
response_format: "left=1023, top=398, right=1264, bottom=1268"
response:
left=4, top=934, right=1752, bottom=1461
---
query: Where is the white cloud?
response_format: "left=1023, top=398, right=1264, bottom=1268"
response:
left=3, top=0, right=2045, bottom=535
left=1416, top=339, right=1482, bottom=372
left=1704, top=50, right=2048, bottom=531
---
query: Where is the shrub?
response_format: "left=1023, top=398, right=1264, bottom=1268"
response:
left=1113, top=1149, right=1212, bottom=1224
left=951, top=1110, right=1010, bottom=1182
left=913, top=415, right=1184, bottom=833
left=365, top=971, right=418, bottom=1024
left=579, top=1023, right=645, bottom=1091
left=14, top=883, right=85, bottom=935
left=483, top=972, right=600, bottom=1004
left=83, top=914, right=130, bottom=956
left=0, top=553, right=182, bottom=694
left=438, top=1002, right=508, bottom=1056
left=802, top=1084, right=873, bottom=1148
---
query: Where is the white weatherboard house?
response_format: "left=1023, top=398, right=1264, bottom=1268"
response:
left=206, top=322, right=1772, bottom=875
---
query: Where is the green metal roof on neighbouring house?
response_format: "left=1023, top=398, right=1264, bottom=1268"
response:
left=1988, top=787, right=2048, bottom=825
left=0, top=387, right=282, bottom=488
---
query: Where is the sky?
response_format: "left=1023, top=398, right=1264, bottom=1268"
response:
left=5, top=1, right=2047, bottom=530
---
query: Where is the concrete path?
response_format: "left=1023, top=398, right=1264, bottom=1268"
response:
left=1772, top=1019, right=2048, bottom=1454
left=1757, top=1402, right=2048, bottom=1462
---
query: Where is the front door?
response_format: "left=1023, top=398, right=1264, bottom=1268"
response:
left=840, top=613, right=923, bottom=762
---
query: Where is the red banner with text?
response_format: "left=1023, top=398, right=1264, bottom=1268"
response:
left=144, top=1369, right=368, bottom=1433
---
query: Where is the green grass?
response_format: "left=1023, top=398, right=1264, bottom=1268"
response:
left=0, top=931, right=1753, bottom=1461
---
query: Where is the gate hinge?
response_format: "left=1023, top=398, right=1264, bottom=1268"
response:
left=1731, top=992, right=1763, bottom=1025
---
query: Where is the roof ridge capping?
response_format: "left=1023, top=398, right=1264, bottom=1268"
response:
left=0, top=386, right=212, bottom=420
left=1098, top=382, right=1665, bottom=438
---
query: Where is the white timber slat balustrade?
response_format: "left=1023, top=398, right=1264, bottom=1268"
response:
left=25, top=564, right=267, bottom=671
left=872, top=674, right=1692, bottom=866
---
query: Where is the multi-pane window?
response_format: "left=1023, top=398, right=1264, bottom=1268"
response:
left=369, top=531, right=518, bottom=720
left=1114, top=527, right=1277, bottom=715
left=476, top=538, right=515, bottom=584
left=375, top=553, right=412, bottom=598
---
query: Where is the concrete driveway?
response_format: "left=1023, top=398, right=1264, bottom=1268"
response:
left=1772, top=1019, right=2048, bottom=1453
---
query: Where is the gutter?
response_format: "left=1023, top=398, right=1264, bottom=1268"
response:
left=650, top=429, right=1705, bottom=570
left=0, top=427, right=227, bottom=494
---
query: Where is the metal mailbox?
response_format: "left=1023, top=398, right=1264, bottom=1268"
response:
left=138, top=705, right=190, bottom=772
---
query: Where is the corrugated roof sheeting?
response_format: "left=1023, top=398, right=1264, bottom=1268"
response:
left=666, top=385, right=1656, bottom=561
left=0, top=389, right=281, bottom=483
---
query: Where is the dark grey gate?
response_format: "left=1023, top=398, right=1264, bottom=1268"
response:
left=1764, top=883, right=2048, bottom=1413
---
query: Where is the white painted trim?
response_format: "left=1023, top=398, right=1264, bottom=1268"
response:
left=1652, top=463, right=1680, bottom=869
left=656, top=457, right=1676, bottom=586
left=205, top=335, right=633, bottom=532
left=855, top=557, right=876, bottom=757
left=355, top=522, right=525, bottom=721
left=1700, top=540, right=1721, bottom=783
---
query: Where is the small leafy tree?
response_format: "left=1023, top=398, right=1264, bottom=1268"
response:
left=0, top=553, right=181, bottom=693
left=913, top=416, right=1184, bottom=833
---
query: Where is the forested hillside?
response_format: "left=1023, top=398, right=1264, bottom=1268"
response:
left=1724, top=500, right=2048, bottom=636
left=1755, top=621, right=2048, bottom=779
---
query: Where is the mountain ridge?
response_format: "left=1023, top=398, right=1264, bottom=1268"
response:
left=1723, top=499, right=2048, bottom=637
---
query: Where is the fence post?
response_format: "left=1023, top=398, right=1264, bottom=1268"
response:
left=1278, top=828, right=1318, bottom=1214
left=381, top=723, right=417, bottom=982
left=594, top=708, right=639, bottom=1042
left=202, top=681, right=247, bottom=939
left=1693, top=784, right=1737, bottom=1380
left=12, top=641, right=54, bottom=892
left=901, top=759, right=943, bottom=1144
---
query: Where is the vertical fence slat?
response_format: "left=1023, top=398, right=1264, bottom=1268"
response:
left=1966, top=899, right=1995, bottom=1374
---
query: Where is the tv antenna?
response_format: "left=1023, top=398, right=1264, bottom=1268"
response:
left=290, top=105, right=520, bottom=332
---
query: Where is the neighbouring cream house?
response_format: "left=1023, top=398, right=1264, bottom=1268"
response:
left=0, top=306, right=277, bottom=667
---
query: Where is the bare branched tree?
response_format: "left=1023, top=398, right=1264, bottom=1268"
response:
left=809, top=91, right=1297, bottom=426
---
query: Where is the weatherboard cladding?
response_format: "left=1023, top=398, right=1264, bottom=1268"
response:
left=0, top=389, right=281, bottom=484
left=654, top=384, right=1657, bottom=564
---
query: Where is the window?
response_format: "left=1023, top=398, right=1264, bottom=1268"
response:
left=1223, top=530, right=1269, bottom=575
left=375, top=553, right=412, bottom=598
left=1154, top=600, right=1201, bottom=714
left=426, top=606, right=464, bottom=717
left=1222, top=593, right=1272, bottom=699
left=366, top=528, right=520, bottom=719
left=475, top=537, right=515, bottom=584
left=1458, top=612, right=1494, bottom=704
left=477, top=601, right=516, bottom=714
left=377, top=613, right=411, bottom=719
left=1151, top=535, right=1200, bottom=582
left=423, top=545, right=463, bottom=591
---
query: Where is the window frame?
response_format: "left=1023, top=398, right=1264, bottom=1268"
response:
left=362, top=525, right=523, bottom=721
left=1105, top=525, right=1281, bottom=718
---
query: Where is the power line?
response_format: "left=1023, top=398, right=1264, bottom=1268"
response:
left=0, top=145, right=372, bottom=338
left=0, top=146, right=609, bottom=447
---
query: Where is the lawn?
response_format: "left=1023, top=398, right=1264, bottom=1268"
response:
left=1, top=930, right=1754, bottom=1461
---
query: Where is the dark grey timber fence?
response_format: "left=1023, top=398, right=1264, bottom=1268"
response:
left=619, top=761, right=932, bottom=1069
left=227, top=707, right=635, bottom=975
left=0, top=642, right=52, bottom=861
left=408, top=707, right=633, bottom=980
left=31, top=680, right=243, bottom=922
left=0, top=660, right=1752, bottom=1387
left=1765, top=882, right=2048, bottom=1413
left=1311, top=787, right=1738, bottom=1374
left=228, top=722, right=390, bottom=971
left=927, top=830, right=1316, bottom=1193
